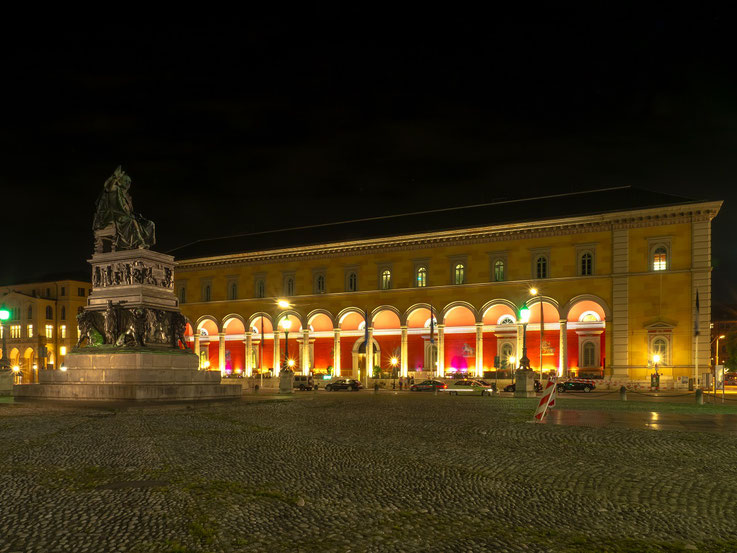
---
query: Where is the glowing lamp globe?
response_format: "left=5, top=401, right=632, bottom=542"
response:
left=281, top=318, right=292, bottom=331
left=519, top=306, right=531, bottom=324
left=653, top=354, right=661, bottom=364
left=287, top=359, right=295, bottom=367
left=0, top=309, right=9, bottom=321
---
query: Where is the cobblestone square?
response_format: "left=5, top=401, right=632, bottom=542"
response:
left=1, top=394, right=737, bottom=552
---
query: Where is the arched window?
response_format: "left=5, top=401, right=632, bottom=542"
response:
left=454, top=264, right=465, bottom=285
left=316, top=274, right=326, bottom=294
left=494, top=260, right=505, bottom=282
left=535, top=256, right=548, bottom=279
left=348, top=272, right=358, bottom=292
left=61, top=307, right=66, bottom=320
left=45, top=306, right=53, bottom=320
left=580, top=252, right=593, bottom=276
left=652, top=337, right=669, bottom=365
left=653, top=247, right=667, bottom=271
left=204, top=285, right=211, bottom=302
left=27, top=306, right=32, bottom=319
left=416, top=266, right=427, bottom=287
left=582, top=341, right=596, bottom=367
left=498, top=315, right=515, bottom=325
left=381, top=270, right=391, bottom=290
left=286, top=278, right=294, bottom=296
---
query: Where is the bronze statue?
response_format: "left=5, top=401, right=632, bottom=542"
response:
left=103, top=301, right=118, bottom=344
left=93, top=166, right=156, bottom=251
left=76, top=310, right=102, bottom=347
left=171, top=313, right=188, bottom=349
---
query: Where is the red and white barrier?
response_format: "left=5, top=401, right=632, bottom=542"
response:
left=533, top=377, right=557, bottom=422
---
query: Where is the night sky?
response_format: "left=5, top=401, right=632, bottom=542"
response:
left=1, top=11, right=735, bottom=306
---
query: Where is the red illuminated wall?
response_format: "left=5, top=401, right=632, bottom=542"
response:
left=407, top=335, right=426, bottom=371
left=207, top=341, right=218, bottom=367
left=482, top=334, right=499, bottom=368
left=225, top=341, right=244, bottom=373
left=313, top=338, right=333, bottom=369
left=375, top=335, right=400, bottom=370
left=443, top=332, right=476, bottom=372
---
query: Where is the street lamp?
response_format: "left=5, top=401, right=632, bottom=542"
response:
left=518, top=305, right=531, bottom=372
left=281, top=317, right=292, bottom=371
left=0, top=305, right=9, bottom=370
left=715, top=334, right=726, bottom=366
left=390, top=356, right=399, bottom=389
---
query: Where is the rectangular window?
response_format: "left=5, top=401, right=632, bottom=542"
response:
left=60, top=286, right=66, bottom=296
left=254, top=277, right=266, bottom=298
left=77, top=288, right=85, bottom=297
left=11, top=325, right=21, bottom=339
left=228, top=281, right=238, bottom=300
left=27, top=324, right=33, bottom=338
left=60, top=325, right=67, bottom=339
left=45, top=325, right=54, bottom=338
left=179, top=287, right=186, bottom=304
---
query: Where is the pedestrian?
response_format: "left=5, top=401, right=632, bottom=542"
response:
left=399, top=376, right=404, bottom=391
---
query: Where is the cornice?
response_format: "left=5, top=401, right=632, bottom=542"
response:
left=176, top=200, right=723, bottom=270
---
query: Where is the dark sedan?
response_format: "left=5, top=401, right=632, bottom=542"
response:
left=410, top=379, right=447, bottom=392
left=325, top=379, right=363, bottom=391
left=503, top=380, right=543, bottom=393
left=557, top=380, right=596, bottom=393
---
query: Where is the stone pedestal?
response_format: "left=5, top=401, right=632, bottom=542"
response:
left=0, top=370, right=13, bottom=396
left=514, top=369, right=536, bottom=398
left=14, top=349, right=241, bottom=401
left=279, top=370, right=294, bottom=394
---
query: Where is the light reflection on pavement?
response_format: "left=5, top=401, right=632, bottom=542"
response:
left=542, top=409, right=737, bottom=434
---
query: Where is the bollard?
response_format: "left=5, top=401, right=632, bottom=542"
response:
left=619, top=386, right=627, bottom=401
left=695, top=388, right=703, bottom=405
left=374, top=382, right=379, bottom=394
left=254, top=384, right=260, bottom=394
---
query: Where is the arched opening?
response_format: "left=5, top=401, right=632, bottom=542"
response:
left=481, top=302, right=518, bottom=377
left=250, top=315, right=274, bottom=375
left=567, top=298, right=607, bottom=378
left=338, top=309, right=366, bottom=377
left=442, top=304, right=477, bottom=378
left=307, top=312, right=334, bottom=376
left=222, top=317, right=246, bottom=376
left=525, top=299, right=561, bottom=376
left=197, top=319, right=219, bottom=370
left=22, top=347, right=35, bottom=383
left=275, top=313, right=303, bottom=372
left=406, top=306, right=437, bottom=376
left=372, top=308, right=401, bottom=378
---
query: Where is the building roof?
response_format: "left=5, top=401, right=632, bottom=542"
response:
left=170, top=186, right=706, bottom=261
left=0, top=271, right=90, bottom=287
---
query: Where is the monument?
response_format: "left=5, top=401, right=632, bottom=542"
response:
left=14, top=167, right=241, bottom=401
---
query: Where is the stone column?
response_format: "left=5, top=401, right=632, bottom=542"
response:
left=400, top=326, right=408, bottom=377
left=245, top=331, right=253, bottom=376
left=516, top=323, right=523, bottom=365
left=302, top=329, right=310, bottom=375
left=366, top=327, right=374, bottom=382
left=437, top=325, right=445, bottom=377
left=194, top=334, right=200, bottom=366
left=218, top=332, right=226, bottom=375
left=475, top=323, right=484, bottom=378
left=333, top=328, right=341, bottom=377
left=559, top=320, right=567, bottom=378
left=273, top=330, right=281, bottom=376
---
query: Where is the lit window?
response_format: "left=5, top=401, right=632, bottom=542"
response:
left=454, top=264, right=465, bottom=285
left=416, top=267, right=427, bottom=287
left=45, top=325, right=53, bottom=338
left=60, top=325, right=67, bottom=339
left=27, top=324, right=33, bottom=338
left=11, top=325, right=21, bottom=338
left=536, top=256, right=548, bottom=279
left=653, top=247, right=667, bottom=271
left=348, top=272, right=358, bottom=292
left=494, top=260, right=505, bottom=282
left=45, top=306, right=53, bottom=320
left=652, top=337, right=668, bottom=364
left=381, top=270, right=391, bottom=290
left=580, top=252, right=593, bottom=276
left=582, top=342, right=596, bottom=367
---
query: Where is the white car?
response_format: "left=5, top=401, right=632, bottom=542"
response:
left=443, top=379, right=495, bottom=396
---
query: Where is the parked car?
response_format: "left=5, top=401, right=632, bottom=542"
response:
left=410, top=379, right=447, bottom=392
left=443, top=379, right=494, bottom=396
left=503, top=380, right=543, bottom=393
left=325, top=379, right=362, bottom=391
left=293, top=375, right=315, bottom=391
left=557, top=380, right=596, bottom=393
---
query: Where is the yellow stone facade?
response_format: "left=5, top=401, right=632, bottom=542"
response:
left=174, top=198, right=721, bottom=384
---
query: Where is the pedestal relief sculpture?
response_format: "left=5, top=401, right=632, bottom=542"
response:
left=15, top=167, right=240, bottom=401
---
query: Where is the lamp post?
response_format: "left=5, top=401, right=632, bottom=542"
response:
left=652, top=353, right=661, bottom=391
left=0, top=305, right=9, bottom=370
left=518, top=305, right=531, bottom=371
left=281, top=317, right=292, bottom=371
left=391, top=356, right=399, bottom=389
left=715, top=334, right=726, bottom=366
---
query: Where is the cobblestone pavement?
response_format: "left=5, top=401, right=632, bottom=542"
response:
left=2, top=394, right=737, bottom=552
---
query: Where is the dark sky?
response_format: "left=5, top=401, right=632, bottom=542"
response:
left=1, top=11, right=735, bottom=304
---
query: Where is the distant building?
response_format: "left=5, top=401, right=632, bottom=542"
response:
left=0, top=276, right=90, bottom=383
left=168, top=187, right=719, bottom=383
left=711, top=304, right=737, bottom=369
